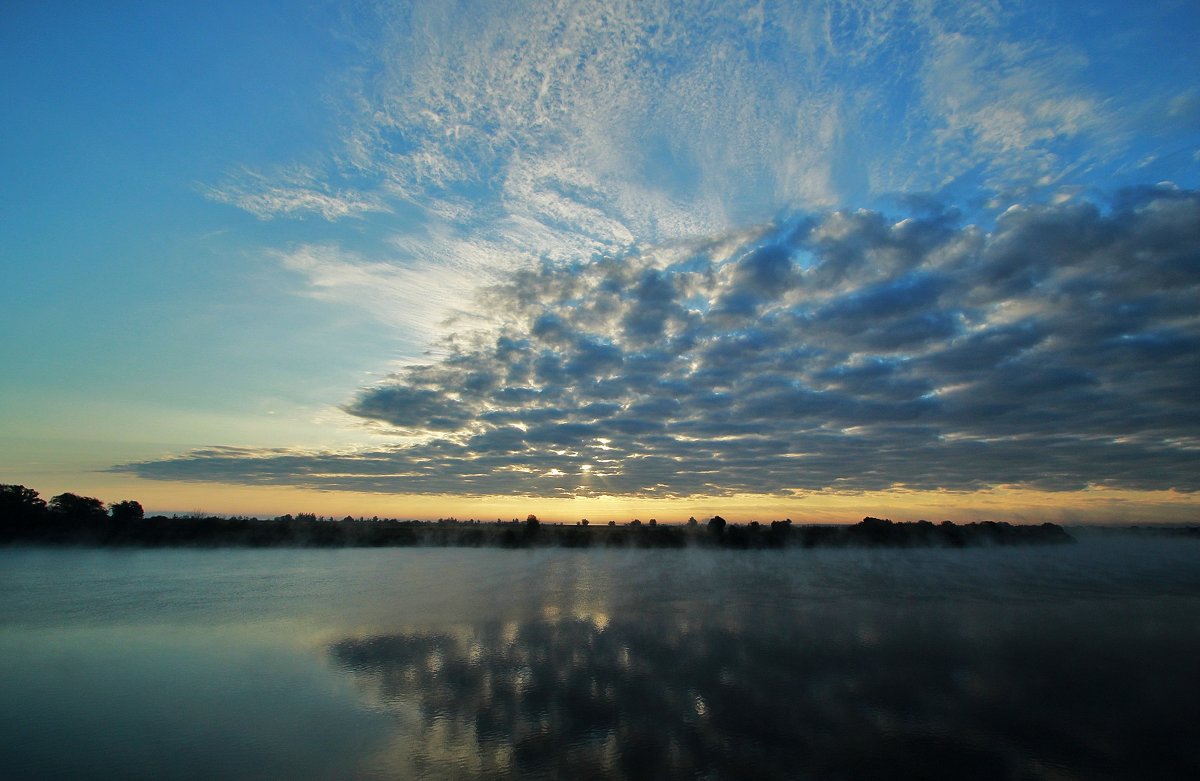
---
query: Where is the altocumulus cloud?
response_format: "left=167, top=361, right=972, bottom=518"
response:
left=122, top=188, right=1200, bottom=498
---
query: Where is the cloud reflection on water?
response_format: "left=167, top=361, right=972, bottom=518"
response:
left=331, top=587, right=1200, bottom=780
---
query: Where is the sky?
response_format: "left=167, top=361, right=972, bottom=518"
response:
left=2, top=0, right=1198, bottom=523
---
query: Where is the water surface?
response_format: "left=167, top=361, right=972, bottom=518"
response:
left=2, top=537, right=1198, bottom=779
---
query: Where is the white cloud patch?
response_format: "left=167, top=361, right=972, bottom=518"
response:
left=337, top=0, right=904, bottom=238
left=272, top=244, right=485, bottom=340
left=203, top=166, right=389, bottom=221
left=916, top=30, right=1109, bottom=193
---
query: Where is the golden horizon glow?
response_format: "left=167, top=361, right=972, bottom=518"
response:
left=12, top=470, right=1197, bottom=525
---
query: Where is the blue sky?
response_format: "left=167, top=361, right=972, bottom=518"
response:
left=2, top=0, right=1198, bottom=521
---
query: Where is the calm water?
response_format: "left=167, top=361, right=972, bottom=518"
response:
left=2, top=536, right=1198, bottom=780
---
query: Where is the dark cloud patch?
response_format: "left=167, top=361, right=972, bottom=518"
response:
left=342, top=385, right=468, bottom=431
left=121, top=191, right=1200, bottom=497
left=817, top=272, right=948, bottom=323
left=714, top=244, right=796, bottom=316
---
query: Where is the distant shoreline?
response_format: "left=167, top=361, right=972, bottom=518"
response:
left=9, top=482, right=1198, bottom=550
left=2, top=512, right=1079, bottom=549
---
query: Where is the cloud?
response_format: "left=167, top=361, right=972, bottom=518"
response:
left=229, top=2, right=1159, bottom=235
left=273, top=243, right=496, bottom=339
left=121, top=188, right=1200, bottom=498
left=198, top=1, right=1198, bottom=359
left=202, top=166, right=389, bottom=221
left=333, top=1, right=917, bottom=237
left=916, top=30, right=1110, bottom=192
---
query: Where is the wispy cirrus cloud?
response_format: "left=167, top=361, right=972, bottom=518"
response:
left=330, top=0, right=1157, bottom=228
left=271, top=243, right=485, bottom=339
left=914, top=31, right=1108, bottom=193
left=202, top=165, right=388, bottom=221
left=122, top=188, right=1200, bottom=498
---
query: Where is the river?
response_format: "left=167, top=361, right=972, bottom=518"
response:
left=2, top=535, right=1198, bottom=779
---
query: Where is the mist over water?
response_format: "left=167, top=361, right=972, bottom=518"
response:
left=2, top=536, right=1198, bottom=779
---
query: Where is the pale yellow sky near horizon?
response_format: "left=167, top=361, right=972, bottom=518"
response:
left=10, top=465, right=1197, bottom=525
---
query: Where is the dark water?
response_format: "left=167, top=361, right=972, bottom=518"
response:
left=1, top=536, right=1198, bottom=779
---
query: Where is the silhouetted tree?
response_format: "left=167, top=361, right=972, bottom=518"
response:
left=49, top=492, right=106, bottom=520
left=708, top=515, right=727, bottom=535
left=580, top=519, right=589, bottom=527
left=1, top=484, right=46, bottom=519
left=525, top=514, right=541, bottom=534
left=109, top=500, right=144, bottom=521
left=686, top=517, right=698, bottom=528
left=764, top=519, right=793, bottom=548
left=856, top=517, right=896, bottom=545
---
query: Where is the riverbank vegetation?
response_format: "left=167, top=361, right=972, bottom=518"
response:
left=0, top=483, right=1082, bottom=549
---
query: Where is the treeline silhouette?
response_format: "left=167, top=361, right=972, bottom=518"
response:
left=1, top=484, right=1072, bottom=549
